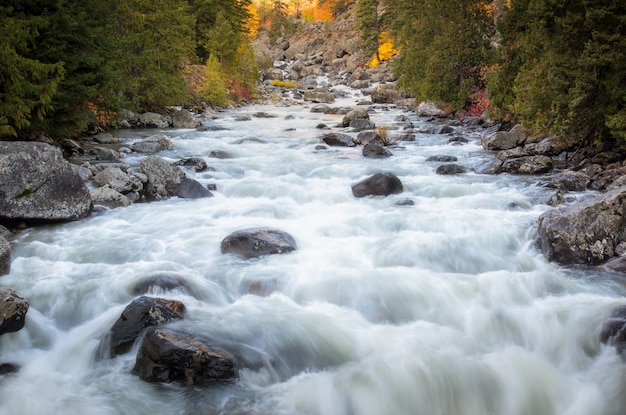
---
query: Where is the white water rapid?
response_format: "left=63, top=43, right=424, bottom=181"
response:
left=1, top=85, right=626, bottom=415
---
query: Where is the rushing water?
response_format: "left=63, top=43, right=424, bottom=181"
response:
left=1, top=85, right=626, bottom=415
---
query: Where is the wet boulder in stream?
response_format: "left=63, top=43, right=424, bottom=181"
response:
left=0, top=232, right=10, bottom=276
left=133, top=327, right=237, bottom=384
left=221, top=228, right=297, bottom=259
left=351, top=173, right=404, bottom=198
left=100, top=296, right=186, bottom=357
left=322, top=133, right=356, bottom=147
left=342, top=108, right=370, bottom=128
left=139, top=156, right=186, bottom=201
left=0, top=288, right=29, bottom=335
left=537, top=185, right=626, bottom=266
left=600, top=305, right=626, bottom=352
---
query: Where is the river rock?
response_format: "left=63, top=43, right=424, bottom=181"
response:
left=537, top=185, right=626, bottom=265
left=90, top=186, right=131, bottom=209
left=482, top=124, right=527, bottom=151
left=132, top=273, right=190, bottom=295
left=131, top=133, right=174, bottom=154
left=416, top=101, right=445, bottom=117
left=350, top=119, right=375, bottom=131
left=370, top=84, right=403, bottom=104
left=322, top=133, right=356, bottom=147
left=174, top=157, right=209, bottom=172
left=139, top=156, right=185, bottom=201
left=132, top=327, right=237, bottom=384
left=137, top=112, right=171, bottom=128
left=303, top=88, right=335, bottom=104
left=356, top=132, right=384, bottom=145
left=435, top=164, right=467, bottom=175
left=600, top=305, right=626, bottom=352
left=352, top=173, right=404, bottom=198
left=174, top=178, right=213, bottom=199
left=546, top=171, right=591, bottom=192
left=0, top=235, right=10, bottom=276
left=221, top=228, right=297, bottom=259
left=362, top=142, right=392, bottom=158
left=0, top=288, right=29, bottom=335
left=426, top=155, right=458, bottom=162
left=93, top=167, right=143, bottom=195
left=93, top=132, right=121, bottom=144
left=170, top=108, right=201, bottom=129
left=502, top=156, right=553, bottom=175
left=342, top=108, right=370, bottom=128
left=0, top=142, right=92, bottom=223
left=101, top=296, right=186, bottom=358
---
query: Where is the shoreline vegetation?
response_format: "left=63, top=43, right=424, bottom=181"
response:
left=1, top=1, right=624, bottom=150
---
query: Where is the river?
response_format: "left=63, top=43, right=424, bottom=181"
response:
left=1, top=84, right=625, bottom=415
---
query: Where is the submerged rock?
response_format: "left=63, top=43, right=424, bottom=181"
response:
left=100, top=296, right=186, bottom=358
left=133, top=328, right=237, bottom=384
left=351, top=173, right=403, bottom=198
left=221, top=228, right=297, bottom=259
left=0, top=288, right=29, bottom=335
left=600, top=305, right=626, bottom=352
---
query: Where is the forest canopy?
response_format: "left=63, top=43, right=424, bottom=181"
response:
left=1, top=0, right=624, bottom=148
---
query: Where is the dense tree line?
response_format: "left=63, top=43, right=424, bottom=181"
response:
left=0, top=0, right=254, bottom=140
left=357, top=0, right=626, bottom=146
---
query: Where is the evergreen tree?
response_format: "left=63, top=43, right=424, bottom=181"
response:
left=0, top=6, right=64, bottom=138
left=355, top=0, right=380, bottom=61
left=114, top=0, right=195, bottom=112
left=489, top=0, right=626, bottom=145
left=384, top=0, right=495, bottom=107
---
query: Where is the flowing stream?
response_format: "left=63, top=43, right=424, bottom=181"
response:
left=1, top=84, right=626, bottom=415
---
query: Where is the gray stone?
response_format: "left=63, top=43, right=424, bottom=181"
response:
left=0, top=142, right=91, bottom=223
left=100, top=296, right=186, bottom=358
left=0, top=235, right=10, bottom=276
left=362, top=142, right=392, bottom=158
left=322, top=133, right=356, bottom=147
left=482, top=124, right=527, bottom=151
left=137, top=112, right=171, bottom=128
left=370, top=84, right=403, bottom=104
left=170, top=109, right=201, bottom=129
left=131, top=133, right=174, bottom=154
left=352, top=173, right=403, bottom=198
left=473, top=158, right=503, bottom=175
left=221, top=228, right=297, bottom=259
left=502, top=156, right=553, bottom=175
left=538, top=185, right=626, bottom=265
left=416, top=101, right=445, bottom=117
left=133, top=328, right=237, bottom=384
left=93, top=167, right=143, bottom=194
left=90, top=186, right=131, bottom=209
left=303, top=88, right=335, bottom=104
left=0, top=288, right=28, bottom=335
left=139, top=156, right=185, bottom=201
left=342, top=108, right=370, bottom=128
left=435, top=164, right=467, bottom=175
left=174, top=178, right=213, bottom=199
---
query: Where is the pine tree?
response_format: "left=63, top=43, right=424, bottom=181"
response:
left=0, top=6, right=64, bottom=138
left=355, top=0, right=380, bottom=61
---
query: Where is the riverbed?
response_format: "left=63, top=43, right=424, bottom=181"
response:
left=1, top=86, right=625, bottom=415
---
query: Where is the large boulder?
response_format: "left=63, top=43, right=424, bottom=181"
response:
left=303, top=88, right=335, bottom=104
left=502, top=156, right=553, bottom=175
left=352, top=173, right=404, bottom=198
left=481, top=124, right=527, bottom=151
left=416, top=101, right=445, bottom=117
left=0, top=142, right=91, bottom=223
left=342, top=108, right=370, bottom=128
left=370, top=84, right=403, bottom=104
left=170, top=108, right=201, bottom=129
left=132, top=328, right=237, bottom=384
left=435, top=164, right=467, bottom=175
left=362, top=142, right=392, bottom=158
left=537, top=185, right=626, bottom=265
left=139, top=156, right=186, bottom=201
left=221, top=228, right=297, bottom=259
left=131, top=133, right=174, bottom=154
left=0, top=288, right=29, bottom=335
left=174, top=178, right=213, bottom=199
left=100, top=296, right=186, bottom=358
